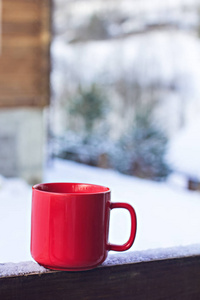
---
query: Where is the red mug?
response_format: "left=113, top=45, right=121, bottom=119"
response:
left=31, top=182, right=137, bottom=271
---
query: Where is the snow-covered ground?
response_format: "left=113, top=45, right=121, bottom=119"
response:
left=0, top=158, right=200, bottom=265
left=167, top=118, right=200, bottom=180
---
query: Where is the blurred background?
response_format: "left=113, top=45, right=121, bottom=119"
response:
left=1, top=0, right=200, bottom=263
left=0, top=0, right=200, bottom=187
left=50, top=0, right=200, bottom=187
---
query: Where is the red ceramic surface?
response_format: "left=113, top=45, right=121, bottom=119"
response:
left=31, top=182, right=137, bottom=271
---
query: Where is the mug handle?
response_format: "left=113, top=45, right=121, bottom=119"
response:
left=107, top=202, right=137, bottom=252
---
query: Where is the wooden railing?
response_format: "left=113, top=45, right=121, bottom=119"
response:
left=1, top=254, right=200, bottom=300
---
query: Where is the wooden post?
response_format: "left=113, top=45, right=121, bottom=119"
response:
left=0, top=0, right=51, bottom=108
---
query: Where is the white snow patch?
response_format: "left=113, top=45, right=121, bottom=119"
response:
left=167, top=118, right=200, bottom=179
left=103, top=244, right=200, bottom=266
left=0, top=261, right=47, bottom=278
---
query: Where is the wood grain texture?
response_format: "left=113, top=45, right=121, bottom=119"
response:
left=0, top=0, right=51, bottom=108
left=0, top=256, right=200, bottom=300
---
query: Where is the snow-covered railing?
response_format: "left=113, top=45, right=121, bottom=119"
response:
left=1, top=245, right=200, bottom=300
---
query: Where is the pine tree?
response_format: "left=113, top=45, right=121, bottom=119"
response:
left=70, top=83, right=107, bottom=135
left=114, top=104, right=171, bottom=180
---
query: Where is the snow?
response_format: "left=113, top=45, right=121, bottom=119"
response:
left=103, top=244, right=200, bottom=266
left=0, top=262, right=47, bottom=278
left=0, top=158, right=200, bottom=276
left=54, top=0, right=200, bottom=34
left=0, top=176, right=32, bottom=263
left=51, top=28, right=200, bottom=138
left=52, top=31, right=200, bottom=93
left=167, top=118, right=200, bottom=179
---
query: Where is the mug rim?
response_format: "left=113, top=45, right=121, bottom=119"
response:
left=32, top=182, right=111, bottom=195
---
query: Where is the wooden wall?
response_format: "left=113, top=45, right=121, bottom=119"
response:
left=0, top=0, right=51, bottom=108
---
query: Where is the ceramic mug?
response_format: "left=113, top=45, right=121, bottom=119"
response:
left=31, top=182, right=137, bottom=271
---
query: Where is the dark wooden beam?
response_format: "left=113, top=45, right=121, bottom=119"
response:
left=0, top=255, right=200, bottom=300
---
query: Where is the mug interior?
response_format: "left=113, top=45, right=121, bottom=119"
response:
left=33, top=182, right=110, bottom=194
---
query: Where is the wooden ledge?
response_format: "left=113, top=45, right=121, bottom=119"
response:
left=1, top=255, right=200, bottom=300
